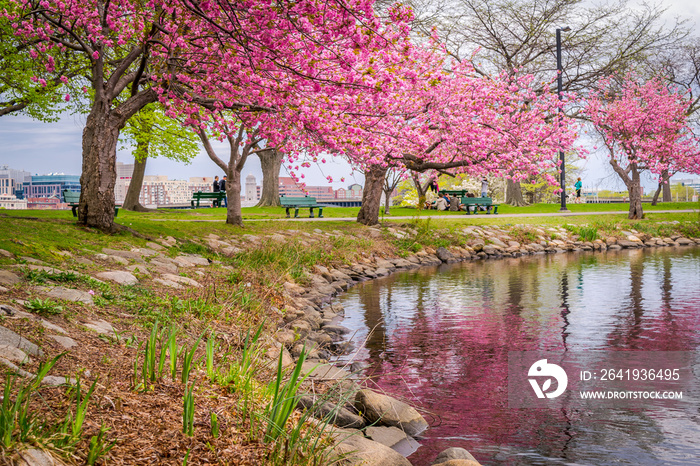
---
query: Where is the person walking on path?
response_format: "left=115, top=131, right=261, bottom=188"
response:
left=220, top=175, right=228, bottom=207
left=574, top=177, right=583, bottom=204
left=212, top=176, right=220, bottom=208
left=481, top=178, right=489, bottom=198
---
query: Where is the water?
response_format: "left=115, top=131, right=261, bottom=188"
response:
left=335, top=247, right=700, bottom=465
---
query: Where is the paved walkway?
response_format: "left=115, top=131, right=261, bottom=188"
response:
left=144, top=209, right=698, bottom=222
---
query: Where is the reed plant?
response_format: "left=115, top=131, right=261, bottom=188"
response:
left=183, top=384, right=195, bottom=436
left=181, top=333, right=203, bottom=386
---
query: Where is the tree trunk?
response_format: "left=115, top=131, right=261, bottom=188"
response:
left=651, top=182, right=662, bottom=206
left=627, top=168, right=644, bottom=220
left=505, top=178, right=528, bottom=206
left=412, top=173, right=430, bottom=211
left=256, top=149, right=283, bottom=207
left=661, top=169, right=672, bottom=202
left=225, top=169, right=243, bottom=226
left=357, top=165, right=387, bottom=226
left=122, top=151, right=151, bottom=212
left=383, top=189, right=392, bottom=215
left=78, top=101, right=120, bottom=232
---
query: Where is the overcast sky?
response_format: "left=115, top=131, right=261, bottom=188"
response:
left=1, top=0, right=699, bottom=193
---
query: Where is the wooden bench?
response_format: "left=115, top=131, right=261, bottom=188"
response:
left=463, top=197, right=499, bottom=215
left=63, top=190, right=119, bottom=217
left=280, top=196, right=324, bottom=218
left=190, top=191, right=227, bottom=208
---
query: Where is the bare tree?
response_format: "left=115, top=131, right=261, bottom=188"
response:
left=646, top=37, right=700, bottom=205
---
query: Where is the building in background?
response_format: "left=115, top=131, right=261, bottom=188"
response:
left=347, top=183, right=363, bottom=199
left=245, top=174, right=261, bottom=201
left=0, top=166, right=31, bottom=198
left=673, top=178, right=699, bottom=202
left=0, top=175, right=14, bottom=196
left=116, top=175, right=214, bottom=207
left=0, top=194, right=28, bottom=210
left=116, top=162, right=134, bottom=180
left=278, top=177, right=353, bottom=201
left=23, top=173, right=81, bottom=201
left=26, top=196, right=64, bottom=210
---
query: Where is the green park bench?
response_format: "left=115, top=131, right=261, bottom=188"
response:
left=279, top=196, right=324, bottom=218
left=440, top=189, right=471, bottom=197
left=463, top=197, right=499, bottom=215
left=190, top=191, right=227, bottom=208
left=63, top=190, right=119, bottom=217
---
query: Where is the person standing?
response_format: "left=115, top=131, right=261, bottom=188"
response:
left=481, top=178, right=489, bottom=198
left=220, top=175, right=228, bottom=207
left=212, top=176, right=220, bottom=207
left=574, top=177, right=583, bottom=204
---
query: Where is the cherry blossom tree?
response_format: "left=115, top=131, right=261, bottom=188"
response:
left=8, top=0, right=414, bottom=231
left=585, top=76, right=700, bottom=219
left=289, top=52, right=580, bottom=225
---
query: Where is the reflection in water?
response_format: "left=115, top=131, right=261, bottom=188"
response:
left=336, top=248, right=700, bottom=465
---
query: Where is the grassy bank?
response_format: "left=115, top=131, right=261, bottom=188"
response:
left=0, top=208, right=698, bottom=465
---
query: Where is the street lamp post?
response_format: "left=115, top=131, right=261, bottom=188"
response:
left=557, top=26, right=571, bottom=212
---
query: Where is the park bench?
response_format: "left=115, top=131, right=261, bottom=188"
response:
left=63, top=190, right=119, bottom=217
left=190, top=191, right=227, bottom=208
left=279, top=196, right=324, bottom=218
left=463, top=197, right=499, bottom=215
left=440, top=189, right=471, bottom=197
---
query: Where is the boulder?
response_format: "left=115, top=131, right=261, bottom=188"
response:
left=0, top=344, right=31, bottom=364
left=146, top=241, right=165, bottom=251
left=676, top=238, right=694, bottom=245
left=12, top=448, right=62, bottom=466
left=125, top=265, right=151, bottom=276
left=153, top=278, right=183, bottom=289
left=298, top=395, right=365, bottom=429
left=322, top=324, right=351, bottom=335
left=330, top=269, right=353, bottom=282
left=333, top=433, right=412, bottom=466
left=302, top=362, right=352, bottom=381
left=435, top=247, right=458, bottom=263
left=102, top=247, right=141, bottom=260
left=48, top=335, right=78, bottom=349
left=289, top=319, right=312, bottom=338
left=432, top=447, right=480, bottom=465
left=40, top=320, right=67, bottom=334
left=173, top=255, right=209, bottom=267
left=44, top=286, right=94, bottom=304
left=159, top=273, right=202, bottom=288
left=149, top=259, right=178, bottom=274
left=617, top=240, right=640, bottom=249
left=0, top=270, right=21, bottom=286
left=0, top=249, right=13, bottom=258
left=284, top=281, right=306, bottom=296
left=95, top=271, right=138, bottom=285
left=0, top=326, right=43, bottom=356
left=354, top=389, right=428, bottom=436
left=365, top=425, right=411, bottom=448
left=83, top=319, right=115, bottom=335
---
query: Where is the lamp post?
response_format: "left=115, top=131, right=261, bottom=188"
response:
left=557, top=26, right=571, bottom=212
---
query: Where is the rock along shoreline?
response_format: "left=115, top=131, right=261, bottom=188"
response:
left=275, top=223, right=700, bottom=466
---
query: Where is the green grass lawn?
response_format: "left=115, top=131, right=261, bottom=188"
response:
left=1, top=201, right=697, bottom=226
